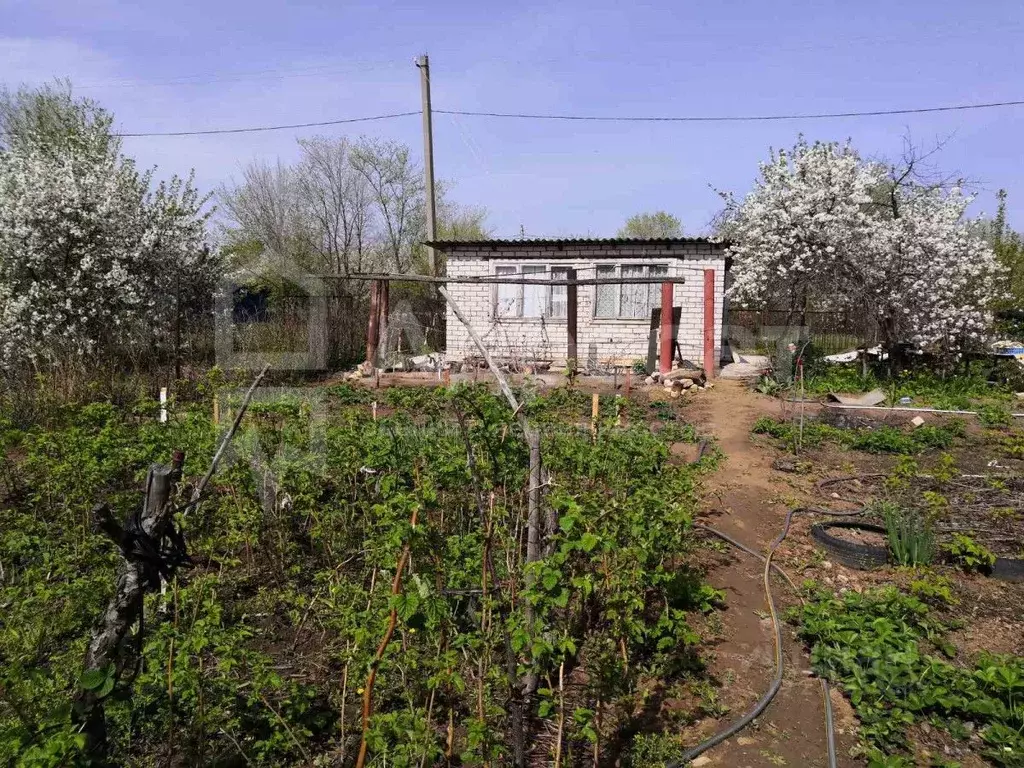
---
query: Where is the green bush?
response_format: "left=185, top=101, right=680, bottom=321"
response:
left=0, top=384, right=718, bottom=765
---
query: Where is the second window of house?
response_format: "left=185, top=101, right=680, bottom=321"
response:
left=595, top=264, right=668, bottom=319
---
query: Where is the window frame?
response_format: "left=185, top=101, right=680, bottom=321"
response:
left=593, top=263, right=670, bottom=320
left=491, top=264, right=569, bottom=320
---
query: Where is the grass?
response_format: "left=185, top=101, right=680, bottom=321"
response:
left=800, top=366, right=1016, bottom=411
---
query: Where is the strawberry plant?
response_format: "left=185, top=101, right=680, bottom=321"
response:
left=795, top=586, right=1024, bottom=765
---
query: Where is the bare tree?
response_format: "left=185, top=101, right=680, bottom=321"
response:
left=219, top=160, right=309, bottom=271
left=350, top=138, right=425, bottom=274
left=295, top=137, right=372, bottom=276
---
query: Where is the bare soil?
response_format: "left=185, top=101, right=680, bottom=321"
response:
left=677, top=380, right=862, bottom=768
left=676, top=380, right=1024, bottom=767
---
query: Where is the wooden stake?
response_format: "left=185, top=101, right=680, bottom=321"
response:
left=212, top=395, right=220, bottom=425
left=159, top=387, right=168, bottom=423
left=553, top=661, right=565, bottom=768
left=591, top=393, right=599, bottom=442
left=355, top=503, right=420, bottom=768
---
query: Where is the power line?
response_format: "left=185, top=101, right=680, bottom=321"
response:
left=435, top=99, right=1024, bottom=122
left=114, top=111, right=420, bottom=137
left=107, top=96, right=1024, bottom=137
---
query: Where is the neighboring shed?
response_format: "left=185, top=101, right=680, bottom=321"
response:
left=430, top=238, right=729, bottom=372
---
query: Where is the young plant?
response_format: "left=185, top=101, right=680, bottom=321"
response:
left=943, top=534, right=997, bottom=572
left=879, top=502, right=935, bottom=566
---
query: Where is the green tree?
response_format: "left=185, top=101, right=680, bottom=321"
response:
left=989, top=190, right=1024, bottom=307
left=617, top=211, right=683, bottom=239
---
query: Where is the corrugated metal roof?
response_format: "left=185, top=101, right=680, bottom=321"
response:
left=424, top=237, right=725, bottom=248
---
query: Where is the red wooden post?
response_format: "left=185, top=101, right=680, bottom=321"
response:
left=366, top=280, right=380, bottom=365
left=379, top=280, right=390, bottom=360
left=659, top=281, right=673, bottom=374
left=703, top=269, right=716, bottom=378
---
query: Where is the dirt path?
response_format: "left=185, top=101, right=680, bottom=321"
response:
left=682, top=380, right=860, bottom=768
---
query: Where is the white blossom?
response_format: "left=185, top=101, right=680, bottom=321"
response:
left=0, top=103, right=218, bottom=366
left=721, top=138, right=1004, bottom=358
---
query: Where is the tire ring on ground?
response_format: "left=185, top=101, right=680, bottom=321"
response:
left=992, top=557, right=1024, bottom=583
left=810, top=521, right=889, bottom=570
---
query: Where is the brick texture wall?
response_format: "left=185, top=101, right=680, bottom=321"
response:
left=441, top=242, right=727, bottom=370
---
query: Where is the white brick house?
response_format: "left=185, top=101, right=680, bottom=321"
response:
left=431, top=238, right=729, bottom=371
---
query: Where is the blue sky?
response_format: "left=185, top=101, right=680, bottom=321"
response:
left=3, top=0, right=1023, bottom=237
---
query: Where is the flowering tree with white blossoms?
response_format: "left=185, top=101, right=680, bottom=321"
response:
left=721, top=138, right=1004, bottom=361
left=0, top=84, right=219, bottom=368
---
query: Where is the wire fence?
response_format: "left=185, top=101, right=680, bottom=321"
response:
left=726, top=308, right=878, bottom=355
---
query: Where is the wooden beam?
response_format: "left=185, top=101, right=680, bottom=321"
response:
left=659, top=281, right=673, bottom=374
left=325, top=273, right=686, bottom=286
left=703, top=269, right=716, bottom=378
left=566, top=267, right=578, bottom=371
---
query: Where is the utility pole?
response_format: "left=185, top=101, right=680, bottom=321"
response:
left=416, top=54, right=438, bottom=276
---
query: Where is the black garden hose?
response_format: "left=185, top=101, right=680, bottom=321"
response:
left=666, top=510, right=839, bottom=768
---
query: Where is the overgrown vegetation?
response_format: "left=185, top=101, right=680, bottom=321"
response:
left=799, top=366, right=1023, bottom=410
left=751, top=415, right=965, bottom=455
left=795, top=586, right=1024, bottom=766
left=0, top=383, right=717, bottom=765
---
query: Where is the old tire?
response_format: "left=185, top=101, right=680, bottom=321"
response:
left=810, top=521, right=889, bottom=570
left=992, top=557, right=1024, bottom=583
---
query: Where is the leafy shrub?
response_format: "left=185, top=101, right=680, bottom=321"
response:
left=908, top=572, right=957, bottom=607
left=943, top=534, right=997, bottom=572
left=978, top=404, right=1013, bottom=428
left=754, top=374, right=785, bottom=395
left=0, top=383, right=718, bottom=765
left=627, top=733, right=685, bottom=766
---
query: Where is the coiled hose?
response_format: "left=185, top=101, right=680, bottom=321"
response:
left=665, top=509, right=841, bottom=768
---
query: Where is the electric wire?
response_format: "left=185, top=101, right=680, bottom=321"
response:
left=436, top=98, right=1024, bottom=123
left=105, top=97, right=1024, bottom=137
left=113, top=111, right=420, bottom=137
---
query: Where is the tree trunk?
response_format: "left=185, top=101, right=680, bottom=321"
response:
left=76, top=457, right=184, bottom=759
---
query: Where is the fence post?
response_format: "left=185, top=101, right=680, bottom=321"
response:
left=566, top=268, right=578, bottom=373
left=659, top=281, right=673, bottom=374
left=703, top=270, right=716, bottom=378
left=366, top=280, right=380, bottom=365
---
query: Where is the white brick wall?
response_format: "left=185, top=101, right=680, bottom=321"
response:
left=441, top=242, right=727, bottom=370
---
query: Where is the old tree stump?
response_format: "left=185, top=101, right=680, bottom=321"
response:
left=75, top=451, right=191, bottom=757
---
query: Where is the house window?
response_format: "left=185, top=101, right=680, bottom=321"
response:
left=594, top=264, right=669, bottom=319
left=495, top=265, right=521, bottom=317
left=493, top=265, right=568, bottom=319
left=549, top=268, right=568, bottom=318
